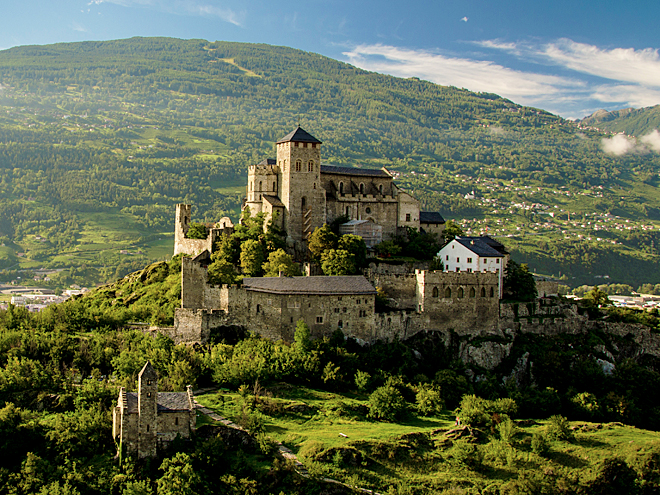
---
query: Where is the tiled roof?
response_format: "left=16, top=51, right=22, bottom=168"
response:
left=458, top=235, right=507, bottom=253
left=454, top=237, right=504, bottom=257
left=257, top=158, right=276, bottom=166
left=242, top=275, right=377, bottom=295
left=157, top=392, right=192, bottom=412
left=123, top=391, right=191, bottom=414
left=420, top=212, right=446, bottom=224
left=263, top=195, right=285, bottom=207
left=321, top=165, right=391, bottom=178
left=276, top=126, right=322, bottom=144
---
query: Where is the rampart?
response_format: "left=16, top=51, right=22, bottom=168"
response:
left=174, top=204, right=233, bottom=257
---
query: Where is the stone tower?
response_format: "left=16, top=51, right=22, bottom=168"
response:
left=277, top=127, right=325, bottom=242
left=245, top=159, right=279, bottom=216
left=137, top=361, right=158, bottom=459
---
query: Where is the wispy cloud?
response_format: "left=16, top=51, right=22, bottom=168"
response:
left=344, top=39, right=660, bottom=118
left=89, top=0, right=244, bottom=26
left=72, top=21, right=88, bottom=32
left=343, top=44, right=586, bottom=113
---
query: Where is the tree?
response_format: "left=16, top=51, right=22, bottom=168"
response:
left=368, top=384, right=409, bottom=421
left=262, top=249, right=300, bottom=277
left=157, top=452, right=202, bottom=495
left=186, top=223, right=208, bottom=239
left=321, top=249, right=356, bottom=275
left=308, top=224, right=338, bottom=262
left=338, top=234, right=367, bottom=267
left=240, top=239, right=266, bottom=277
left=503, top=260, right=537, bottom=301
left=294, top=319, right=311, bottom=353
left=583, top=287, right=612, bottom=308
left=441, top=220, right=464, bottom=245
left=207, top=258, right=238, bottom=285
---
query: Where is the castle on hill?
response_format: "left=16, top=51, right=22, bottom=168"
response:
left=174, top=126, right=445, bottom=257
left=168, top=126, right=556, bottom=346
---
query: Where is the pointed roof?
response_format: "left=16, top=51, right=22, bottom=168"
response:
left=138, top=361, right=158, bottom=380
left=276, top=126, right=322, bottom=144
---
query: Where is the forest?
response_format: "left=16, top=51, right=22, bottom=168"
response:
left=0, top=38, right=659, bottom=287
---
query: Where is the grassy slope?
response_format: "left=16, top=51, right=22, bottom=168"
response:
left=197, top=386, right=660, bottom=493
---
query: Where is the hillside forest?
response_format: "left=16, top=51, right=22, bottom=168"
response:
left=0, top=38, right=659, bottom=289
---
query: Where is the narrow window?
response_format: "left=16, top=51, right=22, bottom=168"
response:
left=446, top=255, right=449, bottom=260
left=458, top=288, right=464, bottom=298
left=481, top=287, right=486, bottom=297
left=338, top=320, right=343, bottom=328
left=490, top=287, right=495, bottom=297
left=432, top=287, right=439, bottom=298
left=467, top=257, right=472, bottom=263
left=359, top=183, right=364, bottom=194
left=259, top=181, right=262, bottom=191
left=379, top=184, right=383, bottom=195
left=273, top=182, right=276, bottom=191
left=175, top=417, right=179, bottom=426
left=406, top=213, right=411, bottom=222
left=146, top=425, right=150, bottom=432
left=470, top=287, right=476, bottom=298
left=346, top=206, right=350, bottom=217
left=496, top=259, right=500, bottom=264
left=457, top=257, right=460, bottom=263
left=444, top=287, right=451, bottom=298
left=308, top=160, right=314, bottom=172
left=316, top=316, right=323, bottom=324
left=256, top=304, right=260, bottom=314
left=296, top=160, right=302, bottom=172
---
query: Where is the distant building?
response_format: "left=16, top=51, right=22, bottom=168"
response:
left=112, top=362, right=195, bottom=458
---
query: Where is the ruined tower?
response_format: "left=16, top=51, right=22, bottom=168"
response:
left=277, top=127, right=325, bottom=242
left=137, top=361, right=158, bottom=459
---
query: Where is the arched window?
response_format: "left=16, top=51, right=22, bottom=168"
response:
left=379, top=184, right=384, bottom=195
left=256, top=304, right=260, bottom=314
left=444, top=287, right=451, bottom=298
left=346, top=206, right=350, bottom=218
left=470, top=287, right=476, bottom=298
left=481, top=287, right=486, bottom=297
left=259, top=181, right=262, bottom=191
left=308, top=160, right=314, bottom=172
left=339, top=182, right=344, bottom=194
left=295, top=160, right=302, bottom=172
left=359, top=183, right=365, bottom=195
left=432, top=287, right=439, bottom=298
left=338, top=320, right=343, bottom=328
left=301, top=197, right=306, bottom=209
left=490, top=287, right=495, bottom=297
left=458, top=288, right=464, bottom=298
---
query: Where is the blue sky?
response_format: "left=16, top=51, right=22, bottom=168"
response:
left=1, top=0, right=659, bottom=119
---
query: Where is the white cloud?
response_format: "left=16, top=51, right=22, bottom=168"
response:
left=543, top=39, right=660, bottom=88
left=641, top=130, right=660, bottom=152
left=601, top=134, right=637, bottom=155
left=602, top=131, right=660, bottom=155
left=461, top=17, right=468, bottom=22
left=343, top=44, right=586, bottom=112
left=89, top=0, right=244, bottom=26
left=72, top=22, right=87, bottom=32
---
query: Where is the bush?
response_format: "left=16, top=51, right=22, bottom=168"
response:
left=354, top=370, right=371, bottom=392
left=415, top=384, right=444, bottom=417
left=455, top=395, right=518, bottom=428
left=531, top=432, right=549, bottom=456
left=497, top=418, right=519, bottom=445
left=368, top=384, right=409, bottom=421
left=546, top=415, right=573, bottom=441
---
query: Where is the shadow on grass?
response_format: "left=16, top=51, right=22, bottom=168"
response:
left=547, top=449, right=588, bottom=468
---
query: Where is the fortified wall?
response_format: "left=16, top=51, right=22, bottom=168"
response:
left=173, top=204, right=234, bottom=257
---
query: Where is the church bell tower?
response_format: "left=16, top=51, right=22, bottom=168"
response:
left=277, top=127, right=325, bottom=243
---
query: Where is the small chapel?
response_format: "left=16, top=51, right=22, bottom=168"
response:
left=112, top=362, right=196, bottom=458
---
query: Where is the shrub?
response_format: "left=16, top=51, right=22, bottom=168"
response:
left=415, top=384, right=444, bottom=417
left=497, top=418, right=519, bottom=445
left=546, top=415, right=573, bottom=441
left=531, top=432, right=549, bottom=456
left=354, top=370, right=371, bottom=392
left=455, top=395, right=518, bottom=428
left=368, top=384, right=409, bottom=421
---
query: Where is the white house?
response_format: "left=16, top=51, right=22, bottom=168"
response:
left=437, top=236, right=507, bottom=297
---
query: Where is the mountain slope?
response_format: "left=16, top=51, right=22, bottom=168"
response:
left=580, top=105, right=660, bottom=136
left=0, top=37, right=659, bottom=287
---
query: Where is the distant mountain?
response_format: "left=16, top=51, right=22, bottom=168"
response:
left=580, top=105, right=660, bottom=136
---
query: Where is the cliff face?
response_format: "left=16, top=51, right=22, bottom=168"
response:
left=407, top=299, right=660, bottom=388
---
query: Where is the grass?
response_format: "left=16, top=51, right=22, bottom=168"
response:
left=196, top=384, right=660, bottom=493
